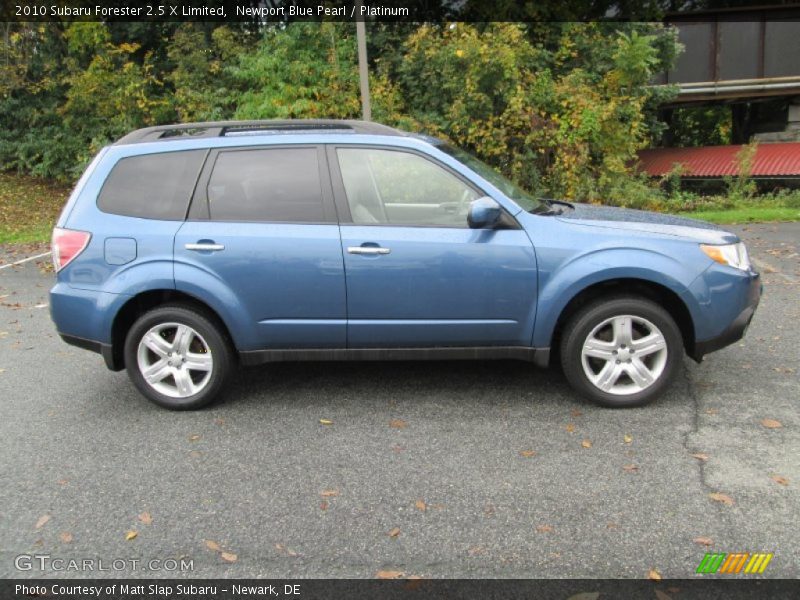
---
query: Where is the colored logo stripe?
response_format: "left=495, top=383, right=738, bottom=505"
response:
left=696, top=552, right=773, bottom=574
left=719, top=553, right=749, bottom=573
left=744, top=553, right=774, bottom=574
left=697, top=553, right=726, bottom=573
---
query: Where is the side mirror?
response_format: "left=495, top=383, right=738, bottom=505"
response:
left=467, top=197, right=502, bottom=229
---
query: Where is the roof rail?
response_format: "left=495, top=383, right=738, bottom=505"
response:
left=114, top=119, right=405, bottom=145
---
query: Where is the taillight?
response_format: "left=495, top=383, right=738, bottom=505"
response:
left=52, top=228, right=91, bottom=272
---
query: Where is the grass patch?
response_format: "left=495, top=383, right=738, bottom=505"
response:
left=0, top=172, right=70, bottom=244
left=686, top=206, right=800, bottom=225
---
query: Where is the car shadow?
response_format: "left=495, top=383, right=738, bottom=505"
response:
left=224, top=359, right=577, bottom=411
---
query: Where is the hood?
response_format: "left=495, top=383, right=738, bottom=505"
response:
left=555, top=202, right=738, bottom=243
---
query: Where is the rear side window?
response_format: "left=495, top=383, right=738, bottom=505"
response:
left=206, top=148, right=325, bottom=222
left=98, top=150, right=206, bottom=220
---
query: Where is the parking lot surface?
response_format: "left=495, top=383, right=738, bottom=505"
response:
left=1, top=224, right=797, bottom=579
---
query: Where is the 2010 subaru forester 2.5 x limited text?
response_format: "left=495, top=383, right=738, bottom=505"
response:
left=49, top=120, right=761, bottom=410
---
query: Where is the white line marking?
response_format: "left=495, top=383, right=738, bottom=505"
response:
left=0, top=251, right=52, bottom=271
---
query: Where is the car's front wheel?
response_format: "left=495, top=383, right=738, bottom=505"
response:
left=124, top=304, right=233, bottom=410
left=560, top=296, right=683, bottom=408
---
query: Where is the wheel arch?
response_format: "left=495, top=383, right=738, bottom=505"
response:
left=547, top=278, right=696, bottom=366
left=107, top=289, right=236, bottom=371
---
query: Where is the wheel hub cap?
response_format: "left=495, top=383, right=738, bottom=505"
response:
left=580, top=314, right=668, bottom=396
left=136, top=322, right=213, bottom=399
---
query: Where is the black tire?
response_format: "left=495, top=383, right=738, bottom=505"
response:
left=560, top=296, right=683, bottom=408
left=124, top=304, right=233, bottom=410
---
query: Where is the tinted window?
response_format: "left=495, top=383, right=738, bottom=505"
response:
left=98, top=150, right=205, bottom=220
left=207, top=148, right=325, bottom=222
left=337, top=148, right=479, bottom=227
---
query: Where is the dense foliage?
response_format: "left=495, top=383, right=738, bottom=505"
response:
left=1, top=21, right=681, bottom=204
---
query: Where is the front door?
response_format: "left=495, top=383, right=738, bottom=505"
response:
left=330, top=146, right=538, bottom=348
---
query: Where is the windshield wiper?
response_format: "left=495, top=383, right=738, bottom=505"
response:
left=531, top=198, right=574, bottom=216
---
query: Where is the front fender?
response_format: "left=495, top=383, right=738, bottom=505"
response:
left=532, top=248, right=705, bottom=348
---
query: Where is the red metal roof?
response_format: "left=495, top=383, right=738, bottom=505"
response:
left=637, top=143, right=800, bottom=178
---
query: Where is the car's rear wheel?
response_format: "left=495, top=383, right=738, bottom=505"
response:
left=124, top=304, right=233, bottom=410
left=560, top=296, right=682, bottom=408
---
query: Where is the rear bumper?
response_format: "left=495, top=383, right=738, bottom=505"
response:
left=690, top=271, right=762, bottom=361
left=59, top=333, right=122, bottom=371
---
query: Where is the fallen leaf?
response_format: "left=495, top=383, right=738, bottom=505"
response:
left=607, top=522, right=618, bottom=529
left=214, top=418, right=225, bottom=426
left=57, top=478, right=69, bottom=486
left=691, top=453, right=709, bottom=462
left=415, top=499, right=426, bottom=512
left=519, top=450, right=536, bottom=458
left=319, top=419, right=333, bottom=425
left=59, top=532, right=73, bottom=544
left=770, top=475, right=789, bottom=486
left=570, top=409, right=582, bottom=417
left=654, top=590, right=673, bottom=600
left=376, top=570, right=404, bottom=579
left=565, top=423, right=576, bottom=433
left=321, top=489, right=339, bottom=497
left=320, top=501, right=329, bottom=510
left=392, top=444, right=405, bottom=453
left=205, top=540, right=221, bottom=552
left=536, top=525, right=554, bottom=533
left=389, top=419, right=407, bottom=429
left=581, top=439, right=592, bottom=449
left=125, top=530, right=138, bottom=541
left=188, top=434, right=201, bottom=442
left=760, top=418, right=783, bottom=429
left=647, top=568, right=662, bottom=581
left=623, top=434, right=633, bottom=444
left=189, top=450, right=202, bottom=458
left=709, top=492, right=734, bottom=506
left=705, top=408, right=719, bottom=415
left=467, top=546, right=485, bottom=556
left=35, top=515, right=50, bottom=530
left=221, top=552, right=237, bottom=563
left=693, top=536, right=713, bottom=546
left=138, top=512, right=153, bottom=525
left=388, top=527, right=401, bottom=537
left=623, top=464, right=639, bottom=473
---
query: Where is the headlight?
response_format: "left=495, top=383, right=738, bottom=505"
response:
left=700, top=242, right=751, bottom=271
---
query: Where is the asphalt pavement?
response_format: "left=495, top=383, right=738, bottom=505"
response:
left=0, top=224, right=797, bottom=579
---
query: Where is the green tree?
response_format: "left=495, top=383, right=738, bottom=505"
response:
left=229, top=23, right=361, bottom=120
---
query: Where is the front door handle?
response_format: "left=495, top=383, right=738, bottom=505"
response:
left=347, top=246, right=391, bottom=255
left=185, top=242, right=225, bottom=252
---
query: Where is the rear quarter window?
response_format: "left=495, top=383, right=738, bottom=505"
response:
left=97, top=150, right=206, bottom=220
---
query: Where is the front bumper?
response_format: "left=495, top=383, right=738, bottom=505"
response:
left=690, top=270, right=762, bottom=361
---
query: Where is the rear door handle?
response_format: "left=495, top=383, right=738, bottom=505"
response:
left=185, top=242, right=225, bottom=252
left=347, top=246, right=391, bottom=255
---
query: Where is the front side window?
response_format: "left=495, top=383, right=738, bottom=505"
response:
left=98, top=150, right=206, bottom=220
left=337, top=148, right=480, bottom=227
left=207, top=148, right=325, bottom=222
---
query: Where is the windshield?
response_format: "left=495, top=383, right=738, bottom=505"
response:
left=437, top=143, right=542, bottom=212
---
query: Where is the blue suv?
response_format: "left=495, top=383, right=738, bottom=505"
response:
left=50, top=120, right=761, bottom=410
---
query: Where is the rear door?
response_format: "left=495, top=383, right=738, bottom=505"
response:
left=329, top=145, right=538, bottom=348
left=174, top=145, right=346, bottom=351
